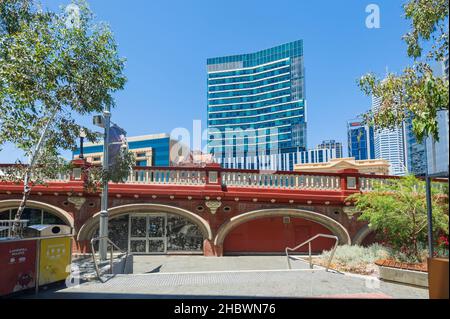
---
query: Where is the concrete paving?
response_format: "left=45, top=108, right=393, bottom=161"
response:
left=132, top=255, right=311, bottom=274
left=30, top=269, right=427, bottom=299
left=26, top=256, right=428, bottom=299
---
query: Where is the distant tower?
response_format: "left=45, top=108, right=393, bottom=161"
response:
left=347, top=119, right=375, bottom=160
left=372, top=96, right=407, bottom=176
left=317, top=140, right=343, bottom=159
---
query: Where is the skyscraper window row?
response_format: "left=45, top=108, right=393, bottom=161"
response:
left=208, top=67, right=291, bottom=85
left=209, top=115, right=304, bottom=130
left=209, top=89, right=291, bottom=105
left=209, top=103, right=303, bottom=119
left=208, top=100, right=304, bottom=115
left=209, top=83, right=291, bottom=100
left=208, top=110, right=303, bottom=126
left=208, top=60, right=289, bottom=78
left=207, top=40, right=302, bottom=67
left=208, top=75, right=291, bottom=92
left=208, top=96, right=292, bottom=111
left=208, top=107, right=303, bottom=122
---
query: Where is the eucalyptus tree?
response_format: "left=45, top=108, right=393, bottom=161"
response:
left=0, top=0, right=130, bottom=235
left=359, top=0, right=449, bottom=142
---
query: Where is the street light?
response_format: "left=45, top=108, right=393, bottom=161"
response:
left=93, top=108, right=110, bottom=261
left=79, top=129, right=87, bottom=159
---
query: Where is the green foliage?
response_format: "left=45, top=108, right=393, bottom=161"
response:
left=347, top=175, right=448, bottom=261
left=0, top=0, right=133, bottom=228
left=82, top=149, right=135, bottom=193
left=358, top=0, right=449, bottom=142
left=0, top=0, right=129, bottom=179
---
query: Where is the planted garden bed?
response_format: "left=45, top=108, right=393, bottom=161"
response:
left=375, top=259, right=427, bottom=272
left=375, top=259, right=428, bottom=287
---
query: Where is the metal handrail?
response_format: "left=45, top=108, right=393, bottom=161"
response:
left=285, top=234, right=339, bottom=272
left=90, top=236, right=130, bottom=283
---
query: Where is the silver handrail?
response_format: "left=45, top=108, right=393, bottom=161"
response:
left=90, top=236, right=130, bottom=283
left=285, top=234, right=339, bottom=272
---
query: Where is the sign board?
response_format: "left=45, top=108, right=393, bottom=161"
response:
left=38, top=237, right=71, bottom=286
left=0, top=240, right=37, bottom=296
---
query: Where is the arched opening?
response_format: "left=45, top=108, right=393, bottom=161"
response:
left=216, top=208, right=351, bottom=255
left=77, top=204, right=212, bottom=255
left=353, top=225, right=379, bottom=247
left=0, top=200, right=74, bottom=228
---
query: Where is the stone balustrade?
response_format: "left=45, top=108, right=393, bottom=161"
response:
left=2, top=163, right=445, bottom=192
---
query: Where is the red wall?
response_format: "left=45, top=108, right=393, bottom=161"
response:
left=223, top=217, right=336, bottom=254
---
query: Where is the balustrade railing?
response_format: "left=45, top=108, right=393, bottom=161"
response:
left=126, top=168, right=207, bottom=185
left=221, top=171, right=341, bottom=191
left=1, top=164, right=445, bottom=193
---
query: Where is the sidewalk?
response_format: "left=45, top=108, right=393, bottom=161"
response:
left=26, top=256, right=428, bottom=299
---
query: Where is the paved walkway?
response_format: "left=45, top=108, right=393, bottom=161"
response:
left=27, top=256, right=428, bottom=299
left=132, top=255, right=311, bottom=274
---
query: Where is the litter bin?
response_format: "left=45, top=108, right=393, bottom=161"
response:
left=23, top=224, right=72, bottom=238
left=24, top=225, right=73, bottom=288
left=0, top=238, right=37, bottom=296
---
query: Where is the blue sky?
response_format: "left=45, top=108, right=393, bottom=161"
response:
left=0, top=0, right=417, bottom=162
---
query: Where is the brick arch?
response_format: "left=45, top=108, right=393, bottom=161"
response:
left=214, top=208, right=351, bottom=249
left=77, top=203, right=212, bottom=241
left=352, top=225, right=374, bottom=245
left=0, top=199, right=74, bottom=228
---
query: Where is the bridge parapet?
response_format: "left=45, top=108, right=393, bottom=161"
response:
left=1, top=163, right=445, bottom=194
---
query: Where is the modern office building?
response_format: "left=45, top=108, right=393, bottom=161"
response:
left=317, top=140, right=343, bottom=159
left=403, top=116, right=428, bottom=176
left=372, top=96, right=407, bottom=176
left=443, top=54, right=449, bottom=81
left=426, top=110, right=449, bottom=175
left=347, top=119, right=375, bottom=160
left=207, top=40, right=306, bottom=171
left=73, top=133, right=178, bottom=167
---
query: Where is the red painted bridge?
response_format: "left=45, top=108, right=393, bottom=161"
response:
left=0, top=162, right=397, bottom=256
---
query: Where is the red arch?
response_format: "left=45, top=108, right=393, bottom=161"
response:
left=223, top=216, right=336, bottom=254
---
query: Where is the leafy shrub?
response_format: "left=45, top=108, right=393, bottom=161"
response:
left=321, top=244, right=390, bottom=268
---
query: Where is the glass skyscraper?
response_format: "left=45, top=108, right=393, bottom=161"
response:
left=347, top=119, right=375, bottom=160
left=372, top=96, right=407, bottom=176
left=207, top=40, right=306, bottom=171
left=403, top=116, right=427, bottom=176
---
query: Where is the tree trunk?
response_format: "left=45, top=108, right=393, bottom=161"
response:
left=10, top=111, right=57, bottom=237
left=11, top=170, right=32, bottom=237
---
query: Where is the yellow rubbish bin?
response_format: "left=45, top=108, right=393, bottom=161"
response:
left=24, top=225, right=73, bottom=287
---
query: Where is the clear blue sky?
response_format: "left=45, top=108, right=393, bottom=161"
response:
left=0, top=0, right=416, bottom=162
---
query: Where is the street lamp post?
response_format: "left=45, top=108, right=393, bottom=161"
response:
left=79, top=129, right=86, bottom=159
left=95, top=106, right=111, bottom=261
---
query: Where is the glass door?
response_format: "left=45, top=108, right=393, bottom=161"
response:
left=129, top=216, right=147, bottom=253
left=147, top=215, right=166, bottom=254
left=128, top=214, right=167, bottom=254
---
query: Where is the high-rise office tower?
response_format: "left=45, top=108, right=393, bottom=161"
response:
left=317, top=140, right=343, bottom=159
left=426, top=110, right=449, bottom=175
left=372, top=96, right=407, bottom=176
left=442, top=54, right=449, bottom=81
left=207, top=40, right=306, bottom=171
left=403, top=116, right=428, bottom=175
left=347, top=119, right=375, bottom=160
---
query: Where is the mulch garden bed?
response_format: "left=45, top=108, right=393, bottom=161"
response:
left=375, top=259, right=428, bottom=272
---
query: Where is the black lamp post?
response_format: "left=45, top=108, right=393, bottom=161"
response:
left=79, top=129, right=86, bottom=159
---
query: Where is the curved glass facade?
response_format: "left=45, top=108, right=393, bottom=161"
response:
left=207, top=40, right=307, bottom=170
